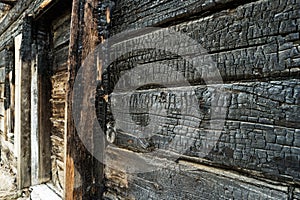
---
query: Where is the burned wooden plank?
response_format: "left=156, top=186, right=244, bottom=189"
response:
left=107, top=0, right=300, bottom=85
left=101, top=0, right=300, bottom=198
left=52, top=11, right=71, bottom=49
left=65, top=0, right=105, bottom=199
left=102, top=147, right=289, bottom=200
left=52, top=47, right=69, bottom=72
left=0, top=0, right=298, bottom=199
left=105, top=35, right=299, bottom=88
left=107, top=79, right=300, bottom=183
left=111, top=0, right=258, bottom=35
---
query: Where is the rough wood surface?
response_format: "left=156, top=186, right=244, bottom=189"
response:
left=103, top=147, right=291, bottom=200
left=101, top=0, right=300, bottom=199
left=37, top=27, right=52, bottom=184
left=111, top=0, right=258, bottom=34
left=110, top=79, right=300, bottom=182
left=49, top=8, right=71, bottom=194
left=0, top=0, right=298, bottom=198
left=65, top=0, right=104, bottom=199
left=15, top=30, right=31, bottom=190
left=65, top=0, right=79, bottom=198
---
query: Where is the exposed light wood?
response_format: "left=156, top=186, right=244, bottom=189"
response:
left=15, top=33, right=31, bottom=190
left=65, top=0, right=103, bottom=198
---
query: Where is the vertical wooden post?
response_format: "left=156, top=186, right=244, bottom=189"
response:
left=64, top=1, right=78, bottom=197
left=65, top=0, right=103, bottom=199
left=15, top=33, right=31, bottom=190
left=37, top=29, right=52, bottom=184
left=31, top=42, right=39, bottom=185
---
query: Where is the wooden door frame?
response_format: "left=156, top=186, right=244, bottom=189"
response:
left=34, top=0, right=73, bottom=193
left=14, top=32, right=32, bottom=190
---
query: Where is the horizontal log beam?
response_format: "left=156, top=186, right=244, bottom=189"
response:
left=108, top=79, right=300, bottom=183
left=103, top=147, right=290, bottom=199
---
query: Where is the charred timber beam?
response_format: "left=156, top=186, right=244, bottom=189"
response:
left=65, top=0, right=115, bottom=199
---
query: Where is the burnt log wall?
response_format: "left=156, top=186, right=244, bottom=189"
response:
left=101, top=0, right=300, bottom=199
left=0, top=0, right=299, bottom=198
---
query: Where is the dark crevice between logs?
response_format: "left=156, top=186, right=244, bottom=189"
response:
left=0, top=0, right=16, bottom=6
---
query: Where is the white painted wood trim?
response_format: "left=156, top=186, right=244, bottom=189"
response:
left=14, top=34, right=22, bottom=160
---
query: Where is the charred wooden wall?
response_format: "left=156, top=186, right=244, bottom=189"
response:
left=99, top=0, right=300, bottom=199
left=0, top=0, right=299, bottom=199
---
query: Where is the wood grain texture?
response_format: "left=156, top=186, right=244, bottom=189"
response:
left=101, top=0, right=300, bottom=199
left=15, top=31, right=31, bottom=190
left=65, top=0, right=104, bottom=199
left=49, top=11, right=70, bottom=192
